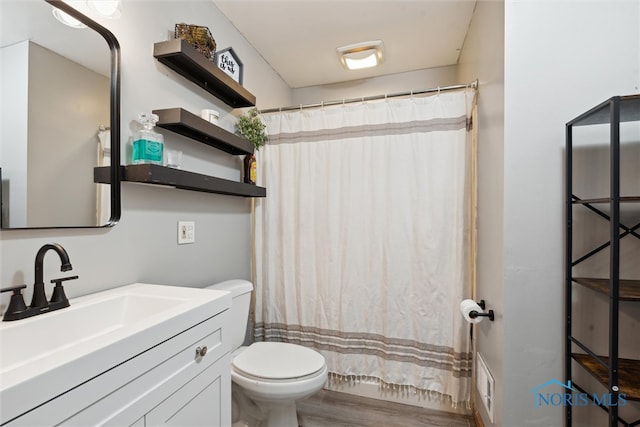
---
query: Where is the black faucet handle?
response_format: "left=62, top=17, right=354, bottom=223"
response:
left=50, top=275, right=79, bottom=284
left=1, top=285, right=28, bottom=321
left=1, top=284, right=28, bottom=294
left=49, top=275, right=78, bottom=306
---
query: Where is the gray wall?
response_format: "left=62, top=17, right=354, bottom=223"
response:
left=502, top=1, right=640, bottom=426
left=456, top=0, right=505, bottom=425
left=456, top=1, right=640, bottom=425
left=0, top=1, right=292, bottom=306
left=27, top=42, right=109, bottom=227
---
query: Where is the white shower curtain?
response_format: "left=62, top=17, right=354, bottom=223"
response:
left=254, top=89, right=476, bottom=406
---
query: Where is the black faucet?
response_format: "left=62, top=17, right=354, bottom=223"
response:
left=31, top=243, right=73, bottom=309
left=0, top=243, right=78, bottom=321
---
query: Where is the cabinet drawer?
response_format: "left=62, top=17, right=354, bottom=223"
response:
left=9, top=311, right=230, bottom=426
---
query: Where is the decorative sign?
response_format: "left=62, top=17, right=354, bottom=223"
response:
left=216, top=47, right=243, bottom=85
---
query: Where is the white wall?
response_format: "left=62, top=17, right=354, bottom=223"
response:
left=456, top=1, right=505, bottom=426
left=0, top=1, right=291, bottom=307
left=503, top=1, right=640, bottom=426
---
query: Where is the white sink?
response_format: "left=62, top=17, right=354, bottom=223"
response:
left=0, top=283, right=231, bottom=423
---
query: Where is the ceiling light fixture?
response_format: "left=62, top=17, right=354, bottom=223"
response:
left=337, top=40, right=384, bottom=71
left=52, top=8, right=87, bottom=28
left=87, top=0, right=122, bottom=19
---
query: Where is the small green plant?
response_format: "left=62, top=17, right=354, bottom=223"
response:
left=236, top=108, right=268, bottom=150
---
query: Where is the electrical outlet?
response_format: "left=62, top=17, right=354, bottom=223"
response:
left=178, top=221, right=195, bottom=244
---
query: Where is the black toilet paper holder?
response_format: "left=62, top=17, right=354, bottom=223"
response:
left=469, top=300, right=495, bottom=321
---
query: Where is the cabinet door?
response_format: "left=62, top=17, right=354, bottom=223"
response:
left=145, top=353, right=231, bottom=427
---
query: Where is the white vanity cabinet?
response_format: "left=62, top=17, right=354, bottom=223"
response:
left=1, top=285, right=232, bottom=427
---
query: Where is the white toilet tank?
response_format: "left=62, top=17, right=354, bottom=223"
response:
left=207, top=280, right=253, bottom=351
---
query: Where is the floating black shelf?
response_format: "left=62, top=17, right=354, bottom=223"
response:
left=95, top=165, right=266, bottom=198
left=154, top=39, right=256, bottom=108
left=153, top=108, right=253, bottom=155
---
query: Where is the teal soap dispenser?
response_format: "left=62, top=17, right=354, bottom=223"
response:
left=131, top=113, right=164, bottom=165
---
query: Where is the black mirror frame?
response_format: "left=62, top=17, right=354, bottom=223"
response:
left=46, top=0, right=121, bottom=228
left=0, top=1, right=121, bottom=229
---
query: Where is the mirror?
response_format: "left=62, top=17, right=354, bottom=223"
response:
left=0, top=0, right=120, bottom=229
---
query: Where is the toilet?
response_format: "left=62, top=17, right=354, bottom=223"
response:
left=208, top=280, right=327, bottom=427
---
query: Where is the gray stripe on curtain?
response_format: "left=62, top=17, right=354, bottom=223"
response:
left=254, top=322, right=472, bottom=378
left=267, top=116, right=468, bottom=145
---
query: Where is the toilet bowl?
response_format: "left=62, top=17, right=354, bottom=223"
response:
left=232, top=342, right=327, bottom=426
left=207, top=280, right=327, bottom=427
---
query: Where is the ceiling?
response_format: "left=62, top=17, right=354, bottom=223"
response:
left=1, top=1, right=110, bottom=77
left=213, top=0, right=477, bottom=89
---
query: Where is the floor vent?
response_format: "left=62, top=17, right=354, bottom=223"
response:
left=476, top=353, right=495, bottom=423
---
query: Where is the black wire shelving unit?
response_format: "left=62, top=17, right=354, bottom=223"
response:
left=565, top=95, right=640, bottom=427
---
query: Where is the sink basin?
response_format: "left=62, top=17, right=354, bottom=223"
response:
left=2, top=292, right=181, bottom=371
left=0, top=283, right=231, bottom=423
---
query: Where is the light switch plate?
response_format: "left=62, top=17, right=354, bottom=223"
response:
left=178, top=221, right=195, bottom=244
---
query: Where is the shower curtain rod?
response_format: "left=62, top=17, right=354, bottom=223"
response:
left=259, top=79, right=478, bottom=114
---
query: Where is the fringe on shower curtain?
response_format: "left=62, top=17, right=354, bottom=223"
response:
left=253, top=89, right=477, bottom=407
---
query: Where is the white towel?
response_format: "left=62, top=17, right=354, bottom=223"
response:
left=96, top=129, right=111, bottom=225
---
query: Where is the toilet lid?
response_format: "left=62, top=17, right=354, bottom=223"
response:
left=233, top=342, right=325, bottom=380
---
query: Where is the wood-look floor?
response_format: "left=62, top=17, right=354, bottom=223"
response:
left=297, top=390, right=476, bottom=427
